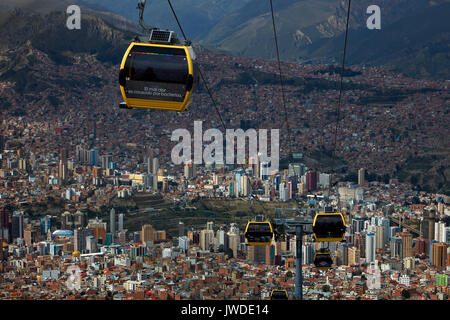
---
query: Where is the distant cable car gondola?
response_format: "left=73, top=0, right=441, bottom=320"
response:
left=312, top=211, right=346, bottom=242
left=270, top=289, right=288, bottom=300
left=244, top=220, right=273, bottom=246
left=313, top=250, right=333, bottom=270
left=119, top=1, right=198, bottom=111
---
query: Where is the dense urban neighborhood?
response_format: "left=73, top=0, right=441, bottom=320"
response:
left=0, top=2, right=449, bottom=300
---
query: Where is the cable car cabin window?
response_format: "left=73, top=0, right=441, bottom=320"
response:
left=246, top=223, right=272, bottom=234
left=271, top=291, right=288, bottom=300
left=124, top=45, right=189, bottom=102
left=314, top=254, right=333, bottom=268
left=245, top=223, right=272, bottom=244
left=313, top=215, right=345, bottom=239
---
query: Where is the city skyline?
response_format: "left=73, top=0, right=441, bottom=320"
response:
left=0, top=0, right=449, bottom=303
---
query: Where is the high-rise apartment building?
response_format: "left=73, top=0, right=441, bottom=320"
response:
left=0, top=207, right=10, bottom=243
left=381, top=218, right=391, bottom=245
left=0, top=134, right=4, bottom=152
left=348, top=246, right=361, bottom=266
left=352, top=216, right=366, bottom=234
left=354, top=232, right=365, bottom=257
left=434, top=221, right=447, bottom=243
left=365, top=233, right=376, bottom=263
left=11, top=211, right=24, bottom=240
left=118, top=214, right=124, bottom=232
left=152, top=157, right=159, bottom=175
left=178, top=221, right=185, bottom=237
left=87, top=218, right=107, bottom=243
left=306, top=171, right=318, bottom=192
left=101, top=155, right=113, bottom=170
left=390, top=236, right=402, bottom=259
left=400, top=230, right=413, bottom=259
left=375, top=225, right=384, bottom=251
left=247, top=245, right=266, bottom=264
left=358, top=168, right=365, bottom=186
left=74, top=228, right=93, bottom=253
left=179, top=236, right=190, bottom=252
left=141, top=224, right=155, bottom=243
left=200, top=229, right=214, bottom=251
left=421, top=209, right=436, bottom=241
left=431, top=243, right=448, bottom=271
left=110, top=209, right=115, bottom=243
left=260, top=162, right=269, bottom=180
left=227, top=224, right=240, bottom=258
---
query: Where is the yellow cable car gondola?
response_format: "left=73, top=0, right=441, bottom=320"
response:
left=244, top=220, right=273, bottom=246
left=118, top=1, right=198, bottom=111
left=119, top=41, right=198, bottom=111
left=312, top=211, right=346, bottom=242
left=313, top=250, right=333, bottom=270
left=270, top=289, right=288, bottom=300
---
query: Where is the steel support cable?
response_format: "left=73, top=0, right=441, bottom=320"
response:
left=328, top=0, right=352, bottom=197
left=332, top=0, right=352, bottom=168
left=269, top=0, right=293, bottom=161
left=167, top=0, right=226, bottom=131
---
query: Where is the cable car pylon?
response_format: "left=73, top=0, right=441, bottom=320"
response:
left=271, top=205, right=347, bottom=300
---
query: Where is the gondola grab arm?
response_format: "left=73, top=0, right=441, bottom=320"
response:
left=137, top=0, right=155, bottom=34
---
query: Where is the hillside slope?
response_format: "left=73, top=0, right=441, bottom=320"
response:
left=0, top=0, right=139, bottom=36
left=200, top=0, right=450, bottom=79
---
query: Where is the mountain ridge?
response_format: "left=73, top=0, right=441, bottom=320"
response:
left=199, top=0, right=450, bottom=79
left=4, top=0, right=447, bottom=78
